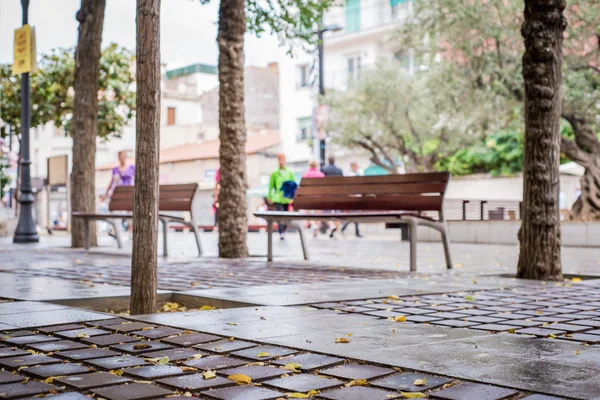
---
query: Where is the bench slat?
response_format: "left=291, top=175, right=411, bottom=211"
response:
left=299, top=172, right=450, bottom=187
left=293, top=194, right=443, bottom=211
left=296, top=182, right=446, bottom=196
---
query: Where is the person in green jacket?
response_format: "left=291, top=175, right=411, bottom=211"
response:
left=268, top=154, right=296, bottom=240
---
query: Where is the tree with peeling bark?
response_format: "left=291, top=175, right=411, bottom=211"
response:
left=71, top=0, right=106, bottom=249
left=130, top=0, right=161, bottom=315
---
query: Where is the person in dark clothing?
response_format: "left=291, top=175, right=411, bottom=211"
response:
left=321, top=155, right=343, bottom=237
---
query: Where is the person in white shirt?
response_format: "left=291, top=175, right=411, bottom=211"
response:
left=341, top=162, right=364, bottom=237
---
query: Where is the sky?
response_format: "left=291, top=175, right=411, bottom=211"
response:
left=0, top=0, right=284, bottom=70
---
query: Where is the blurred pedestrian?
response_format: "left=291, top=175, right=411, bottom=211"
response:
left=321, top=155, right=343, bottom=238
left=341, top=161, right=364, bottom=238
left=268, top=154, right=296, bottom=240
left=302, top=160, right=325, bottom=237
left=100, top=151, right=135, bottom=235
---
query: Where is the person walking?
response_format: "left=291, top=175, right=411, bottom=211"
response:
left=268, top=154, right=296, bottom=240
left=302, top=160, right=325, bottom=237
left=100, top=151, right=135, bottom=235
left=321, top=155, right=343, bottom=238
left=341, top=161, right=364, bottom=238
left=212, top=168, right=220, bottom=230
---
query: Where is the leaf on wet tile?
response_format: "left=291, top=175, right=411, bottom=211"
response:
left=388, top=295, right=400, bottom=300
left=400, top=392, right=426, bottom=398
left=257, top=352, right=270, bottom=358
left=283, top=363, right=302, bottom=373
left=203, top=369, right=216, bottom=379
left=133, top=344, right=152, bottom=350
left=345, top=379, right=369, bottom=387
left=335, top=338, right=351, bottom=343
left=227, top=323, right=238, bottom=326
left=413, top=378, right=426, bottom=386
left=157, top=356, right=169, bottom=365
left=227, top=373, right=252, bottom=384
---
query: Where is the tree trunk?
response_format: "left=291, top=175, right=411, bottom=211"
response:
left=570, top=159, right=600, bottom=221
left=71, top=0, right=106, bottom=248
left=217, top=0, right=249, bottom=258
left=517, top=0, right=567, bottom=280
left=130, top=0, right=161, bottom=315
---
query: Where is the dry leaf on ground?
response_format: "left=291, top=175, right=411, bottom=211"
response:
left=227, top=373, right=252, bottom=384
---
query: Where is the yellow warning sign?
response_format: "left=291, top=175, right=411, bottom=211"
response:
left=13, top=24, right=37, bottom=75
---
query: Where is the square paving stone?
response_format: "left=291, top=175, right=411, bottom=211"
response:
left=454, top=309, right=495, bottom=316
left=583, top=329, right=600, bottom=335
left=516, top=328, right=566, bottom=337
left=335, top=306, right=376, bottom=313
left=92, top=383, right=173, bottom=400
left=142, top=348, right=204, bottom=362
left=123, top=365, right=188, bottom=380
left=131, top=327, right=184, bottom=339
left=0, top=354, right=61, bottom=368
left=19, top=393, right=90, bottom=400
left=110, top=341, right=172, bottom=354
left=405, top=315, right=442, bottom=323
left=105, top=322, right=156, bottom=333
left=183, top=356, right=250, bottom=371
left=318, top=386, right=401, bottom=400
left=479, top=306, right=515, bottom=313
left=487, top=313, right=532, bottom=320
left=37, top=324, right=86, bottom=334
left=161, top=332, right=221, bottom=347
left=28, top=340, right=89, bottom=352
left=195, top=340, right=257, bottom=355
left=531, top=316, right=571, bottom=323
left=230, top=346, right=298, bottom=361
left=57, top=371, right=131, bottom=389
left=0, top=347, right=30, bottom=359
left=502, top=320, right=545, bottom=328
left=427, top=312, right=469, bottom=319
left=430, top=320, right=480, bottom=328
left=320, top=364, right=394, bottom=380
left=1, top=331, right=36, bottom=338
left=83, top=334, right=138, bottom=346
left=0, top=381, right=60, bottom=398
left=371, top=372, right=451, bottom=392
left=58, top=348, right=120, bottom=361
left=87, top=355, right=150, bottom=369
left=311, top=302, right=345, bottom=309
left=358, top=303, right=403, bottom=311
left=25, top=363, right=92, bottom=379
left=55, top=328, right=110, bottom=339
left=462, top=316, right=506, bottom=324
left=272, top=353, right=344, bottom=372
left=469, top=324, right=518, bottom=332
left=559, top=333, right=600, bottom=344
left=201, top=385, right=283, bottom=400
left=264, top=374, right=343, bottom=392
left=569, top=319, right=600, bottom=328
left=86, top=318, right=131, bottom=327
left=430, top=382, right=518, bottom=400
left=521, top=395, right=563, bottom=400
left=540, top=323, right=590, bottom=333
left=396, top=308, right=435, bottom=315
left=2, top=334, right=59, bottom=345
left=0, top=371, right=24, bottom=384
left=220, top=366, right=286, bottom=382
left=363, top=310, right=405, bottom=319
left=158, top=374, right=235, bottom=391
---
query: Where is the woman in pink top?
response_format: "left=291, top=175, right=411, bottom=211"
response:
left=302, top=160, right=324, bottom=236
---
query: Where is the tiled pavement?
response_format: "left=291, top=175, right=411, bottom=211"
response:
left=0, top=319, right=540, bottom=400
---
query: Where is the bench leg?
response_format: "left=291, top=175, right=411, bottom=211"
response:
left=441, top=223, right=452, bottom=269
left=267, top=218, right=273, bottom=262
left=406, top=218, right=418, bottom=272
left=83, top=219, right=90, bottom=250
left=107, top=220, right=123, bottom=249
left=189, top=223, right=203, bottom=256
left=296, top=223, right=309, bottom=261
left=160, top=218, right=168, bottom=257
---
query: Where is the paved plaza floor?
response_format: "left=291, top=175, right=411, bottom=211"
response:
left=0, top=232, right=600, bottom=399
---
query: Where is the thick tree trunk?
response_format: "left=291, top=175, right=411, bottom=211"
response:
left=217, top=0, right=249, bottom=258
left=71, top=0, right=105, bottom=248
left=570, top=159, right=600, bottom=221
left=130, top=0, right=161, bottom=315
left=517, top=0, right=567, bottom=280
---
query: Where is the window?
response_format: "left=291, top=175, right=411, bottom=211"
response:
left=391, top=0, right=410, bottom=20
left=345, top=0, right=360, bottom=33
left=167, top=107, right=176, bottom=125
left=297, top=64, right=309, bottom=88
left=297, top=117, right=312, bottom=140
left=394, top=50, right=410, bottom=70
left=347, top=56, right=361, bottom=82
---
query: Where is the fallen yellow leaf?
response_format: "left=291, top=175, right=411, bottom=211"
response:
left=133, top=344, right=152, bottom=350
left=286, top=393, right=310, bottom=399
left=548, top=333, right=557, bottom=339
left=283, top=363, right=302, bottom=373
left=157, top=356, right=169, bottom=365
left=413, top=377, right=426, bottom=386
left=257, top=352, right=270, bottom=358
left=345, top=379, right=368, bottom=387
left=76, top=332, right=90, bottom=339
left=400, top=392, right=426, bottom=398
left=180, top=366, right=197, bottom=372
left=199, top=305, right=215, bottom=311
left=227, top=322, right=238, bottom=326
left=203, top=370, right=217, bottom=380
left=227, top=373, right=252, bottom=384
left=394, top=315, right=407, bottom=323
left=109, top=370, right=124, bottom=376
left=43, top=377, right=56, bottom=384
left=571, top=277, right=582, bottom=283
left=388, top=295, right=400, bottom=300
left=575, top=350, right=581, bottom=355
left=183, top=391, right=193, bottom=397
left=335, top=338, right=351, bottom=343
left=192, top=354, right=203, bottom=359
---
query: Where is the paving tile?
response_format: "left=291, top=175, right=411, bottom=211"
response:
left=501, top=320, right=545, bottom=328
left=105, top=322, right=156, bottom=333
left=462, top=316, right=506, bottom=324
left=559, top=333, right=600, bottom=344
left=203, top=384, right=284, bottom=400
left=82, top=333, right=138, bottom=346
left=24, top=363, right=92, bottom=379
left=183, top=356, right=247, bottom=371
left=521, top=395, right=563, bottom=400
left=426, top=312, right=469, bottom=319
left=0, top=381, right=60, bottom=398
left=37, top=324, right=86, bottom=334
left=57, top=371, right=131, bottom=389
left=335, top=306, right=376, bottom=313
left=142, top=348, right=204, bottom=362
left=569, top=320, right=600, bottom=328
left=531, top=316, right=571, bottom=323
left=161, top=333, right=221, bottom=347
left=55, top=328, right=110, bottom=339
left=271, top=353, right=344, bottom=372
left=318, top=386, right=401, bottom=400
left=371, top=372, right=451, bottom=392
left=110, top=341, right=172, bottom=354
left=357, top=303, right=403, bottom=310
left=58, top=348, right=120, bottom=361
left=87, top=355, right=150, bottom=369
left=469, top=324, right=519, bottom=332
left=454, top=309, right=496, bottom=316
left=87, top=318, right=130, bottom=327
left=19, top=393, right=90, bottom=400
left=27, top=340, right=89, bottom=352
left=195, top=339, right=257, bottom=354
left=425, top=306, right=462, bottom=312
left=0, top=354, right=61, bottom=368
left=221, top=365, right=287, bottom=382
left=539, top=323, right=590, bottom=333
left=0, top=371, right=25, bottom=384
left=516, top=328, right=566, bottom=337
left=92, top=383, right=173, bottom=400
left=584, top=329, right=600, bottom=336
left=264, top=374, right=343, bottom=392
left=231, top=345, right=298, bottom=361
left=487, top=313, right=533, bottom=320
left=2, top=334, right=60, bottom=345
left=131, top=327, right=184, bottom=339
left=429, top=382, right=519, bottom=400
left=123, top=365, right=189, bottom=380
left=311, top=302, right=345, bottom=309
left=1, top=331, right=36, bottom=337
left=405, top=315, right=443, bottom=323
left=158, top=374, right=235, bottom=391
left=480, top=306, right=516, bottom=313
left=396, top=308, right=435, bottom=315
left=0, top=347, right=30, bottom=359
left=430, top=320, right=480, bottom=328
left=363, top=310, right=406, bottom=319
left=320, top=364, right=394, bottom=380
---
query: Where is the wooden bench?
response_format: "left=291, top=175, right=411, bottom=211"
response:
left=72, top=183, right=202, bottom=256
left=254, top=172, right=452, bottom=271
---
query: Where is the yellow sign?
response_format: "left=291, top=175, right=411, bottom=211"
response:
left=13, top=24, right=37, bottom=75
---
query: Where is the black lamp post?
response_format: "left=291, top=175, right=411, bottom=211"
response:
left=14, top=0, right=39, bottom=243
left=315, top=24, right=343, bottom=168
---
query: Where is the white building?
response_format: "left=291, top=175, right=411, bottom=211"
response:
left=279, top=0, right=414, bottom=170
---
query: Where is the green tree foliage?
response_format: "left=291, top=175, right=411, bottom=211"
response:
left=0, top=44, right=135, bottom=140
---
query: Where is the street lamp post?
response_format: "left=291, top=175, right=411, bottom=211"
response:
left=315, top=24, right=343, bottom=168
left=14, top=0, right=39, bottom=243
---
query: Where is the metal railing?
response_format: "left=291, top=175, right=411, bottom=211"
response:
left=443, top=199, right=522, bottom=221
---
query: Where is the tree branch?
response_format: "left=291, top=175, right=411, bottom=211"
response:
left=351, top=139, right=398, bottom=174
left=562, top=113, right=600, bottom=154
left=365, top=135, right=397, bottom=171
left=561, top=136, right=593, bottom=168
left=573, top=65, right=600, bottom=74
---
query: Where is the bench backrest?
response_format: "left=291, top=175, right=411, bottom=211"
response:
left=109, top=183, right=198, bottom=212
left=294, top=172, right=450, bottom=212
